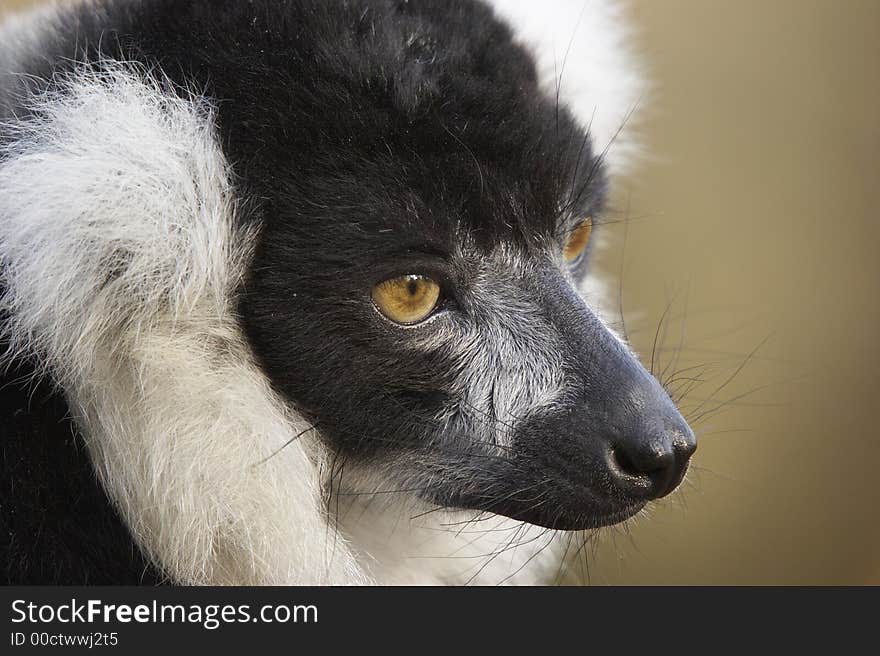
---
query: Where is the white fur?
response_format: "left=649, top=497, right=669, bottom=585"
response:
left=338, top=495, right=573, bottom=585
left=486, top=0, right=644, bottom=173
left=0, top=65, right=367, bottom=585
left=0, top=0, right=640, bottom=586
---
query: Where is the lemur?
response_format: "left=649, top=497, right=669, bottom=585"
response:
left=0, top=0, right=695, bottom=585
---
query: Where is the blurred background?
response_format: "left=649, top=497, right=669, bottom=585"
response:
left=590, top=0, right=880, bottom=584
left=2, top=0, right=877, bottom=584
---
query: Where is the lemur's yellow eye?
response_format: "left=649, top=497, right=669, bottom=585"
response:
left=372, top=275, right=441, bottom=325
left=563, top=218, right=593, bottom=263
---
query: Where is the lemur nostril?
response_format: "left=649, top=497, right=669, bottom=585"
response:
left=611, top=447, right=641, bottom=477
left=608, top=439, right=686, bottom=500
left=612, top=444, right=673, bottom=477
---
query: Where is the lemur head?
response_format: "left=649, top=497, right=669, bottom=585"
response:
left=0, top=0, right=695, bottom=586
left=230, top=0, right=696, bottom=531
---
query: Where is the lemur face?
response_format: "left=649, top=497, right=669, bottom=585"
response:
left=236, top=0, right=696, bottom=531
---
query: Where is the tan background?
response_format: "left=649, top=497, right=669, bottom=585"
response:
left=2, top=0, right=877, bottom=584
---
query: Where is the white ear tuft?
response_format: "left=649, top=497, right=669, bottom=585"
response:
left=0, top=63, right=369, bottom=585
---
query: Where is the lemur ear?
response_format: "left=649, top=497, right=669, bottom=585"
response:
left=0, top=65, right=369, bottom=585
left=0, top=66, right=240, bottom=367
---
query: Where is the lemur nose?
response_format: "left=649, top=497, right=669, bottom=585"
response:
left=607, top=420, right=696, bottom=500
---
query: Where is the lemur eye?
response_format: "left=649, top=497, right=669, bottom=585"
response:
left=372, top=275, right=441, bottom=325
left=563, top=218, right=593, bottom=263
